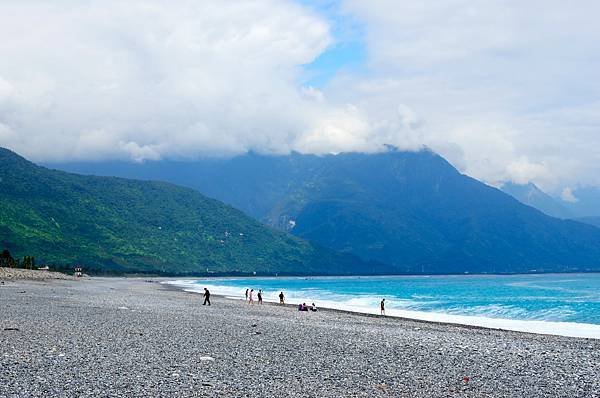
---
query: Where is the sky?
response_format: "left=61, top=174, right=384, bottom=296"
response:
left=1, top=0, right=599, bottom=194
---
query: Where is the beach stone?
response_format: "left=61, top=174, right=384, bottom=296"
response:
left=1, top=278, right=599, bottom=398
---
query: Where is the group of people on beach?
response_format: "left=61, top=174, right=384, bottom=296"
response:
left=244, top=289, right=317, bottom=312
left=245, top=288, right=264, bottom=304
left=298, top=302, right=317, bottom=312
left=204, top=286, right=387, bottom=316
left=244, top=288, right=286, bottom=305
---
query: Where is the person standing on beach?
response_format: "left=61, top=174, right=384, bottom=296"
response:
left=279, top=291, right=285, bottom=304
left=203, top=288, right=211, bottom=306
left=380, top=298, right=385, bottom=315
left=245, top=289, right=249, bottom=301
left=249, top=289, right=254, bottom=304
left=258, top=289, right=263, bottom=305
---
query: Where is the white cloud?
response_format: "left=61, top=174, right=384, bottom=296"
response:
left=561, top=187, right=579, bottom=203
left=339, top=0, right=600, bottom=190
left=1, top=0, right=600, bottom=192
left=0, top=0, right=331, bottom=161
left=295, top=104, right=370, bottom=153
left=505, top=158, right=550, bottom=186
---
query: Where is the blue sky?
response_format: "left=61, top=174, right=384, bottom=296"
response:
left=299, top=0, right=367, bottom=87
left=303, top=40, right=366, bottom=87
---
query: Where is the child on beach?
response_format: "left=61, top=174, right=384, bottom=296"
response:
left=258, top=289, right=263, bottom=305
left=279, top=291, right=285, bottom=304
left=249, top=289, right=254, bottom=304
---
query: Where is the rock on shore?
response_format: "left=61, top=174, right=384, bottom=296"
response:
left=0, top=267, right=73, bottom=281
left=1, top=278, right=599, bottom=397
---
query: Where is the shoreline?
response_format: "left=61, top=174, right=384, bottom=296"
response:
left=160, top=281, right=527, bottom=337
left=139, top=270, right=600, bottom=279
left=2, top=277, right=599, bottom=397
left=163, top=278, right=600, bottom=340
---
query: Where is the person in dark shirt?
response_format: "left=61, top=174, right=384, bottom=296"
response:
left=203, top=288, right=211, bottom=306
left=258, top=289, right=263, bottom=305
left=380, top=298, right=385, bottom=315
left=279, top=291, right=285, bottom=304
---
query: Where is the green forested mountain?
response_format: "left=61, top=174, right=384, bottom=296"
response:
left=0, top=148, right=379, bottom=275
left=52, top=149, right=600, bottom=274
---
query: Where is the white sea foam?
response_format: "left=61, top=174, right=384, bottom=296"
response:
left=163, top=279, right=600, bottom=339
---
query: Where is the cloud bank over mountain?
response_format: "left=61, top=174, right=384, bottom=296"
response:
left=337, top=0, right=600, bottom=191
left=1, top=0, right=599, bottom=191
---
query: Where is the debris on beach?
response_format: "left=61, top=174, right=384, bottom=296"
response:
left=376, top=383, right=388, bottom=392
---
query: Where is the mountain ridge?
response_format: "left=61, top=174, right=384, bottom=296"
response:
left=0, top=147, right=382, bottom=275
left=49, top=148, right=600, bottom=274
left=500, top=182, right=572, bottom=219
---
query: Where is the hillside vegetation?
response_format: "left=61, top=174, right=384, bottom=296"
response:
left=0, top=148, right=377, bottom=275
left=53, top=149, right=600, bottom=274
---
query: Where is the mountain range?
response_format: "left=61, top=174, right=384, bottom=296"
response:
left=499, top=182, right=572, bottom=219
left=51, top=148, right=600, bottom=274
left=500, top=182, right=600, bottom=221
left=0, top=147, right=379, bottom=275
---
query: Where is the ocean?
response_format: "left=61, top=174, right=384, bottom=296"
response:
left=166, top=273, right=600, bottom=339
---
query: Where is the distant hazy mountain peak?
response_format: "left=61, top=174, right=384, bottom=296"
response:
left=500, top=181, right=572, bottom=219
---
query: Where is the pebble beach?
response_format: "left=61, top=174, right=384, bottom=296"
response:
left=1, top=276, right=599, bottom=397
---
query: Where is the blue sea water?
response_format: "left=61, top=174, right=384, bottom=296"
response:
left=168, top=273, right=600, bottom=338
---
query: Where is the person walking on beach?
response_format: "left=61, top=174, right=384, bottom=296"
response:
left=245, top=289, right=249, bottom=301
left=279, top=291, right=285, bottom=304
left=258, top=289, right=263, bottom=305
left=249, top=289, right=254, bottom=304
left=380, top=298, right=385, bottom=315
left=203, top=288, right=211, bottom=306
